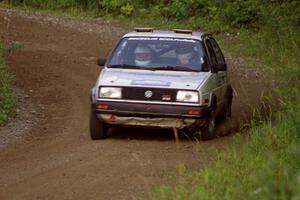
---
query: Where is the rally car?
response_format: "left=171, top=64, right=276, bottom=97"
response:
left=90, top=28, right=232, bottom=140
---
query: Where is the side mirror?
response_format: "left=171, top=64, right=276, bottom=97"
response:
left=97, top=58, right=107, bottom=66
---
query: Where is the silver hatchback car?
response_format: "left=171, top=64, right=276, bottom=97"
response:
left=90, top=28, right=233, bottom=140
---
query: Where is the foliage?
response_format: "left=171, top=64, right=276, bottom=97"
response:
left=0, top=43, right=16, bottom=125
left=2, top=0, right=299, bottom=32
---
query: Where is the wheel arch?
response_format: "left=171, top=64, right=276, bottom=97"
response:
left=209, top=93, right=217, bottom=110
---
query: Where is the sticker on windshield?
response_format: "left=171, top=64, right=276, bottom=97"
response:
left=158, top=38, right=196, bottom=43
left=129, top=37, right=159, bottom=41
left=128, top=37, right=196, bottom=43
left=131, top=80, right=171, bottom=86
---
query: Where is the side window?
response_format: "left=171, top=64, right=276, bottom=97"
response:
left=210, top=38, right=225, bottom=65
left=205, top=39, right=217, bottom=66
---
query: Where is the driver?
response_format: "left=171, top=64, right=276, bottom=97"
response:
left=176, top=45, right=198, bottom=67
left=134, top=44, right=152, bottom=67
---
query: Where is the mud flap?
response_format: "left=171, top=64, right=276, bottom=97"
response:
left=172, top=127, right=179, bottom=142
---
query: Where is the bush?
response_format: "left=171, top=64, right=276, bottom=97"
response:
left=0, top=43, right=15, bottom=125
left=223, top=0, right=260, bottom=29
left=4, top=1, right=299, bottom=32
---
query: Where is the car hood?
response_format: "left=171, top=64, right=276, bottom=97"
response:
left=98, top=68, right=209, bottom=90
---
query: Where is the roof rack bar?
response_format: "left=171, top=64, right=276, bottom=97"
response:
left=134, top=28, right=153, bottom=33
left=173, top=29, right=193, bottom=34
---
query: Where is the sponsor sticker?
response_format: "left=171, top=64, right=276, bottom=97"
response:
left=131, top=80, right=171, bottom=86
left=162, top=94, right=171, bottom=101
left=128, top=37, right=196, bottom=43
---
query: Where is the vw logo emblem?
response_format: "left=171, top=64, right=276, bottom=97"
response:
left=144, top=90, right=153, bottom=98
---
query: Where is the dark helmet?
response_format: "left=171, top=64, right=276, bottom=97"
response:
left=176, top=45, right=195, bottom=64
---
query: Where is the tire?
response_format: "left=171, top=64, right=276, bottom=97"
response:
left=220, top=87, right=233, bottom=121
left=199, top=109, right=217, bottom=140
left=89, top=108, right=108, bottom=140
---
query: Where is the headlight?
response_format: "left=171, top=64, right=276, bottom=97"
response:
left=176, top=91, right=199, bottom=103
left=99, top=87, right=122, bottom=98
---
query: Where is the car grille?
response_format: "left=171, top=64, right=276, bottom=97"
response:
left=122, top=87, right=177, bottom=102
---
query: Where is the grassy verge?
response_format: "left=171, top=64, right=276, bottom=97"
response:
left=154, top=84, right=300, bottom=199
left=0, top=43, right=16, bottom=126
left=1, top=1, right=299, bottom=198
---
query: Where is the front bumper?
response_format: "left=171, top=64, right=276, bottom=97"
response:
left=93, top=101, right=211, bottom=128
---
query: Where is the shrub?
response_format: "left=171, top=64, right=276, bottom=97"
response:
left=0, top=43, right=15, bottom=125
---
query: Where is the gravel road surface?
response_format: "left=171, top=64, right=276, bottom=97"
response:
left=0, top=9, right=267, bottom=200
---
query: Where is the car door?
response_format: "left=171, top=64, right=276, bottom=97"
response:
left=204, top=36, right=226, bottom=112
left=209, top=38, right=227, bottom=103
left=204, top=37, right=223, bottom=108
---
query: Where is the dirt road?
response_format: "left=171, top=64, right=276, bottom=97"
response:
left=0, top=9, right=266, bottom=200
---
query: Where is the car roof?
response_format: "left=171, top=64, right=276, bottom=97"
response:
left=122, top=29, right=207, bottom=41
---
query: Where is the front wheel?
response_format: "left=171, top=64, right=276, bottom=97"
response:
left=196, top=110, right=216, bottom=140
left=220, top=87, right=233, bottom=121
left=89, top=109, right=108, bottom=140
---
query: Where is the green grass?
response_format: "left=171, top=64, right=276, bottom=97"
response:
left=0, top=43, right=16, bottom=126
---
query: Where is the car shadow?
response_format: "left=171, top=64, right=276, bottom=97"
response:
left=108, top=127, right=193, bottom=142
left=106, top=115, right=240, bottom=141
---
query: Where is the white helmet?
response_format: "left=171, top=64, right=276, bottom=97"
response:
left=134, top=45, right=152, bottom=67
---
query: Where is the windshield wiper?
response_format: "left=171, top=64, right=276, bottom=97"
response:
left=149, top=66, right=200, bottom=72
left=108, top=64, right=141, bottom=69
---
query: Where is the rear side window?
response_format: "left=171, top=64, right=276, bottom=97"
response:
left=205, top=39, right=217, bottom=66
left=209, top=38, right=225, bottom=65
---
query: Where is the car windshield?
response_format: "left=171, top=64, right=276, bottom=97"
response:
left=107, top=37, right=207, bottom=72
